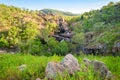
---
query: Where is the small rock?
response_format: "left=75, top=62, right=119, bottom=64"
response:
left=36, top=78, right=41, bottom=80
left=18, top=64, right=27, bottom=71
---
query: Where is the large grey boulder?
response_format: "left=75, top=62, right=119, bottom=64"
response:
left=45, top=62, right=65, bottom=79
left=45, top=54, right=80, bottom=79
left=60, top=54, right=80, bottom=75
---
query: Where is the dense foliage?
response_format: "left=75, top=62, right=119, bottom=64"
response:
left=69, top=2, right=120, bottom=55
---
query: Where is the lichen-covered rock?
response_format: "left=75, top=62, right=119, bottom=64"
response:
left=82, top=59, right=112, bottom=80
left=45, top=62, right=65, bottom=79
left=91, top=60, right=112, bottom=80
left=60, top=54, right=80, bottom=75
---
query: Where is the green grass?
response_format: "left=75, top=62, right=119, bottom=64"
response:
left=0, top=54, right=120, bottom=80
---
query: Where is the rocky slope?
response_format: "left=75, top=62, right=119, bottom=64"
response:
left=0, top=2, right=120, bottom=55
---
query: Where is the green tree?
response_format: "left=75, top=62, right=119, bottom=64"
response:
left=18, top=21, right=39, bottom=53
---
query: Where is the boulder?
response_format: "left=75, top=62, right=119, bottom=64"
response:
left=60, top=54, right=80, bottom=75
left=91, top=60, right=112, bottom=80
left=83, top=59, right=112, bottom=80
left=45, top=54, right=80, bottom=79
left=45, top=62, right=65, bottom=79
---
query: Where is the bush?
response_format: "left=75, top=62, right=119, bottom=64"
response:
left=47, top=38, right=69, bottom=55
left=28, top=40, right=43, bottom=55
left=54, top=41, right=69, bottom=55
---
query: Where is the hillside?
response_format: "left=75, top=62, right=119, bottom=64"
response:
left=41, top=9, right=78, bottom=16
left=0, top=2, right=120, bottom=56
left=0, top=4, right=68, bottom=32
left=68, top=2, right=120, bottom=55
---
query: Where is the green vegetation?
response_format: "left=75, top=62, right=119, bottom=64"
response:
left=0, top=54, right=120, bottom=80
left=0, top=2, right=120, bottom=80
left=0, top=2, right=120, bottom=55
left=69, top=2, right=120, bottom=54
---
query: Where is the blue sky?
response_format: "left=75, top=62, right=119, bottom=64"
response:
left=0, top=0, right=119, bottom=14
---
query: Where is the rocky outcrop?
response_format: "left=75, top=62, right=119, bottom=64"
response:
left=52, top=17, right=73, bottom=42
left=45, top=54, right=80, bottom=79
left=83, top=43, right=107, bottom=55
left=45, top=55, right=112, bottom=80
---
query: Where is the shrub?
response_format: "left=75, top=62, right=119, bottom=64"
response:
left=47, top=38, right=69, bottom=55
left=28, top=40, right=43, bottom=55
